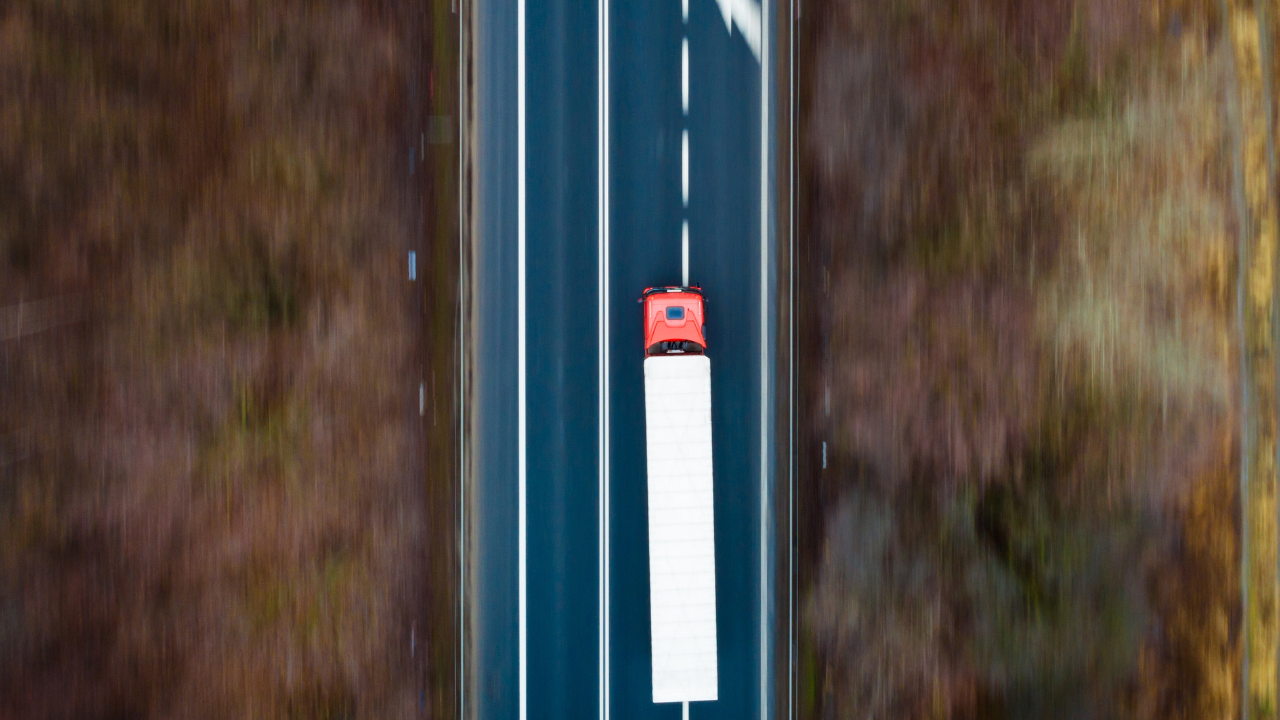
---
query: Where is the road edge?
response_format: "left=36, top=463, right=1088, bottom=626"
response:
left=772, top=0, right=797, bottom=717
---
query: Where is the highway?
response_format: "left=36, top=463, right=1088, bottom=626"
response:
left=468, top=0, right=777, bottom=716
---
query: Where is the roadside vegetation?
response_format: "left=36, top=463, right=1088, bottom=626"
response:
left=0, top=1, right=456, bottom=717
left=800, top=0, right=1261, bottom=715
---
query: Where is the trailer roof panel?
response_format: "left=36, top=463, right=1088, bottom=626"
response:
left=643, top=355, right=718, bottom=703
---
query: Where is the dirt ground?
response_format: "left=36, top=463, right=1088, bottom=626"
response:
left=797, top=0, right=1252, bottom=716
left=0, top=1, right=458, bottom=718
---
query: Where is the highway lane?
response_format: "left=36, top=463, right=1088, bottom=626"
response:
left=605, top=0, right=682, bottom=711
left=468, top=0, right=774, bottom=716
left=525, top=0, right=600, bottom=716
left=473, top=0, right=602, bottom=717
left=608, top=0, right=770, bottom=718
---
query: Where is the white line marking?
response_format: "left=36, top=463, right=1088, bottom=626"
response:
left=598, top=0, right=611, bottom=713
left=682, top=38, right=689, bottom=115
left=518, top=0, right=528, bottom=713
left=788, top=0, right=796, bottom=714
left=420, top=381, right=425, bottom=416
left=409, top=250, right=417, bottom=281
left=682, top=130, right=689, bottom=207
left=682, top=221, right=690, bottom=287
left=713, top=0, right=762, bottom=62
left=683, top=0, right=689, bottom=22
left=759, top=0, right=770, bottom=717
left=683, top=701, right=690, bottom=720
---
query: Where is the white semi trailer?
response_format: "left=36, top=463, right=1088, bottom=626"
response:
left=641, top=286, right=718, bottom=707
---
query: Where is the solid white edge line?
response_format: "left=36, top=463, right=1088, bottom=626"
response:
left=605, top=2, right=612, bottom=711
left=759, top=0, right=770, bottom=717
left=787, top=0, right=796, bottom=716
left=599, top=0, right=611, bottom=715
left=518, top=0, right=528, bottom=714
left=598, top=0, right=605, bottom=712
left=598, top=0, right=605, bottom=707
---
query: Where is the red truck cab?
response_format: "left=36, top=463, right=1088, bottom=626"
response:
left=642, top=286, right=707, bottom=355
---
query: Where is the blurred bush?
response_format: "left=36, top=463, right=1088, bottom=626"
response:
left=0, top=1, right=430, bottom=718
left=804, top=0, right=1239, bottom=716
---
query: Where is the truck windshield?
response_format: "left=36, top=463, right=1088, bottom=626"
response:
left=665, top=306, right=685, bottom=321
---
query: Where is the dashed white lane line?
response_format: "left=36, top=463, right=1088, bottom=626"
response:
left=682, top=130, right=689, bottom=207
left=682, top=39, right=689, bottom=114
left=682, top=221, right=690, bottom=286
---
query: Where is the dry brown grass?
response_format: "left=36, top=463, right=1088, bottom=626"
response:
left=0, top=1, right=447, bottom=717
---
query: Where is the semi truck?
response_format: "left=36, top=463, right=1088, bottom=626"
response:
left=641, top=286, right=718, bottom=706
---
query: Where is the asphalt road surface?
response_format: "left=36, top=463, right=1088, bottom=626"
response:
left=469, top=0, right=776, bottom=716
